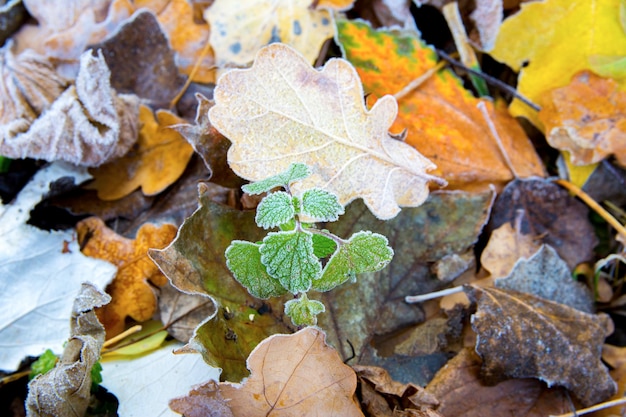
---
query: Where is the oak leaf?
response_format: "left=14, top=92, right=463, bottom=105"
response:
left=466, top=285, right=616, bottom=406
left=209, top=43, right=445, bottom=220
left=336, top=18, right=545, bottom=189
left=538, top=71, right=626, bottom=167
left=489, top=0, right=626, bottom=126
left=170, top=327, right=364, bottom=417
left=88, top=104, right=194, bottom=200
left=76, top=217, right=177, bottom=338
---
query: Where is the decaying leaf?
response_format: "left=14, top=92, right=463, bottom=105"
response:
left=209, top=43, right=446, bottom=220
left=0, top=49, right=140, bottom=167
left=26, top=283, right=111, bottom=417
left=539, top=71, right=626, bottom=167
left=466, top=285, right=616, bottom=406
left=76, top=217, right=178, bottom=338
left=149, top=184, right=293, bottom=381
left=159, top=283, right=215, bottom=344
left=170, top=328, right=364, bottom=417
left=205, top=0, right=335, bottom=67
left=425, top=348, right=573, bottom=417
left=480, top=221, right=541, bottom=279
left=88, top=104, right=194, bottom=200
left=0, top=163, right=116, bottom=372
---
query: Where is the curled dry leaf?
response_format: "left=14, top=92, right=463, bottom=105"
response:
left=466, top=285, right=616, bottom=406
left=539, top=71, right=626, bottom=167
left=209, top=43, right=445, bottom=220
left=76, top=217, right=178, bottom=338
left=26, top=283, right=111, bottom=417
left=170, top=327, right=364, bottom=417
left=0, top=49, right=140, bottom=167
left=87, top=104, right=194, bottom=200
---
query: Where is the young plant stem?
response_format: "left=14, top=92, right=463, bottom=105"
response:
left=549, top=397, right=626, bottom=417
left=307, top=227, right=347, bottom=245
left=405, top=285, right=464, bottom=303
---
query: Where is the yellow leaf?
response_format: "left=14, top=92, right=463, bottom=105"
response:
left=204, top=0, right=335, bottom=67
left=209, top=43, right=446, bottom=220
left=88, top=105, right=194, bottom=200
left=490, top=0, right=626, bottom=127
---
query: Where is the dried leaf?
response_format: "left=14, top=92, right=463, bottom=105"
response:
left=594, top=345, right=626, bottom=417
left=481, top=221, right=541, bottom=278
left=26, top=283, right=111, bottom=417
left=0, top=49, right=140, bottom=167
left=170, top=328, right=364, bottom=417
left=425, top=348, right=572, bottom=417
left=159, top=283, right=215, bottom=344
left=539, top=71, right=626, bottom=167
left=205, top=0, right=335, bottom=67
left=209, top=43, right=445, bottom=220
left=469, top=0, right=502, bottom=51
left=88, top=105, right=194, bottom=200
left=76, top=217, right=178, bottom=338
left=466, top=285, right=616, bottom=406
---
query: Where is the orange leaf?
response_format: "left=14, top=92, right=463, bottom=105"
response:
left=76, top=217, right=177, bottom=338
left=336, top=18, right=546, bottom=189
left=539, top=71, right=626, bottom=167
left=88, top=104, right=194, bottom=200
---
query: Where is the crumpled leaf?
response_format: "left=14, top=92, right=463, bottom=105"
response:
left=209, top=43, right=445, bottom=220
left=425, top=348, right=572, bottom=417
left=102, top=342, right=221, bottom=417
left=0, top=162, right=116, bottom=372
left=336, top=18, right=545, bottom=189
left=489, top=0, right=626, bottom=126
left=149, top=184, right=293, bottom=381
left=26, top=283, right=111, bottom=417
left=76, top=216, right=177, bottom=338
left=205, top=0, right=335, bottom=67
left=486, top=177, right=597, bottom=270
left=480, top=221, right=541, bottom=279
left=88, top=104, right=194, bottom=200
left=496, top=245, right=595, bottom=313
left=170, top=327, right=364, bottom=417
left=466, top=285, right=616, bottom=406
left=0, top=49, right=140, bottom=167
left=539, top=71, right=626, bottom=167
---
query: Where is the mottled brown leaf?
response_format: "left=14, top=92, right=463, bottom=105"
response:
left=466, top=286, right=616, bottom=406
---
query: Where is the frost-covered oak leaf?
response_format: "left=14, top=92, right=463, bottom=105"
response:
left=209, top=43, right=445, bottom=220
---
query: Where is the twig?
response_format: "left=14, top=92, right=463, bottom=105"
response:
left=169, top=33, right=215, bottom=110
left=477, top=101, right=519, bottom=178
left=549, top=397, right=626, bottom=417
left=102, top=325, right=143, bottom=349
left=405, top=285, right=464, bottom=303
left=435, top=49, right=541, bottom=112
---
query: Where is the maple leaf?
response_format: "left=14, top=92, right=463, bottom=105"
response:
left=170, top=328, right=364, bottom=417
left=209, top=43, right=445, bottom=220
left=489, top=0, right=626, bottom=126
left=87, top=104, right=194, bottom=200
left=538, top=71, right=626, bottom=167
left=336, top=18, right=545, bottom=189
left=76, top=217, right=178, bottom=338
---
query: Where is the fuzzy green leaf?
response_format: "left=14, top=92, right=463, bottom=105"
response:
left=242, top=163, right=311, bottom=195
left=301, top=188, right=345, bottom=222
left=255, top=191, right=295, bottom=229
left=225, top=241, right=288, bottom=298
left=284, top=294, right=326, bottom=326
left=260, top=230, right=321, bottom=294
left=312, top=233, right=337, bottom=258
left=313, top=231, right=393, bottom=292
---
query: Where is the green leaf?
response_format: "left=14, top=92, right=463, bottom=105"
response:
left=312, top=233, right=337, bottom=258
left=29, top=349, right=58, bottom=380
left=255, top=191, right=295, bottom=229
left=313, top=231, right=393, bottom=292
left=225, top=241, right=288, bottom=298
left=300, top=188, right=345, bottom=222
left=284, top=293, right=326, bottom=326
left=260, top=230, right=321, bottom=294
left=90, top=361, right=103, bottom=392
left=242, top=163, right=311, bottom=195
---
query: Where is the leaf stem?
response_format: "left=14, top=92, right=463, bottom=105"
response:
left=549, top=397, right=626, bottom=417
left=307, top=227, right=347, bottom=245
left=405, top=285, right=464, bottom=303
left=393, top=61, right=446, bottom=101
left=169, top=32, right=214, bottom=110
left=477, top=101, right=519, bottom=179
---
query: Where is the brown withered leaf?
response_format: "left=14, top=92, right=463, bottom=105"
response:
left=425, top=348, right=573, bottom=417
left=26, top=283, right=111, bottom=417
left=486, top=177, right=597, bottom=269
left=88, top=105, right=194, bottom=200
left=77, top=217, right=177, bottom=338
left=539, top=71, right=626, bottom=167
left=90, top=10, right=185, bottom=108
left=170, top=328, right=364, bottom=417
left=595, top=345, right=626, bottom=417
left=480, top=221, right=541, bottom=279
left=465, top=285, right=616, bottom=406
left=159, top=282, right=215, bottom=344
left=0, top=49, right=140, bottom=167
